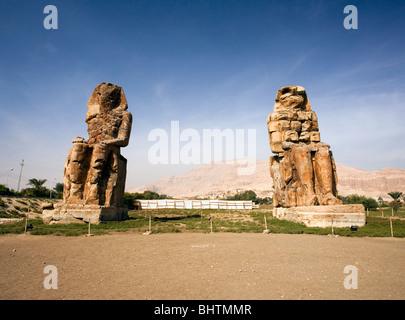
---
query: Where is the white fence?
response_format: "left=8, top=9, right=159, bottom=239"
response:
left=137, top=199, right=253, bottom=210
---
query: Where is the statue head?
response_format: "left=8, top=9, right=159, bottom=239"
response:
left=274, top=86, right=311, bottom=112
left=86, top=82, right=128, bottom=123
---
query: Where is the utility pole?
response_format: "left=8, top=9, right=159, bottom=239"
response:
left=6, top=168, right=13, bottom=187
left=17, top=159, right=24, bottom=192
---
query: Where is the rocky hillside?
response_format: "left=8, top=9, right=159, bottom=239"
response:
left=128, top=160, right=405, bottom=201
left=0, top=197, right=60, bottom=219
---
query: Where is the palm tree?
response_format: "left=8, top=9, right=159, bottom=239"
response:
left=53, top=183, right=64, bottom=194
left=52, top=183, right=64, bottom=199
left=388, top=191, right=403, bottom=213
left=27, top=178, right=47, bottom=189
left=388, top=191, right=403, bottom=202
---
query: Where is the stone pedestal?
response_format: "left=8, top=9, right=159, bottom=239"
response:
left=273, top=204, right=366, bottom=228
left=42, top=204, right=128, bottom=225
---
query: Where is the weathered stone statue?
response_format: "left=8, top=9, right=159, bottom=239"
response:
left=268, top=86, right=365, bottom=227
left=268, top=85, right=342, bottom=208
left=43, top=82, right=132, bottom=224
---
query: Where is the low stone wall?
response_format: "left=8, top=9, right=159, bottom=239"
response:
left=42, top=204, right=128, bottom=225
left=273, top=204, right=366, bottom=228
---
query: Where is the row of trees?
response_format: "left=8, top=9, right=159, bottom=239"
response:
left=339, top=191, right=403, bottom=212
left=224, top=190, right=272, bottom=204
left=226, top=191, right=404, bottom=209
left=2, top=180, right=403, bottom=212
left=123, top=189, right=272, bottom=209
left=124, top=190, right=272, bottom=204
left=338, top=194, right=379, bottom=210
left=124, top=191, right=173, bottom=209
left=0, top=179, right=64, bottom=199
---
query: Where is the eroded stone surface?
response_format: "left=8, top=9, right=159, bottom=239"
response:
left=268, top=86, right=342, bottom=208
left=273, top=204, right=366, bottom=228
left=43, top=83, right=132, bottom=224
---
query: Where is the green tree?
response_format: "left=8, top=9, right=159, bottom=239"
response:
left=390, top=201, right=401, bottom=213
left=142, top=190, right=160, bottom=199
left=53, top=183, right=64, bottom=194
left=362, top=198, right=378, bottom=211
left=27, top=178, right=47, bottom=189
left=388, top=192, right=403, bottom=202
left=343, top=194, right=378, bottom=210
left=52, top=183, right=64, bottom=199
left=22, top=178, right=49, bottom=197
left=124, top=191, right=173, bottom=209
left=345, top=194, right=366, bottom=204
left=388, top=191, right=403, bottom=213
left=226, top=190, right=257, bottom=202
left=256, top=196, right=272, bottom=205
left=0, top=184, right=16, bottom=196
left=124, top=192, right=137, bottom=209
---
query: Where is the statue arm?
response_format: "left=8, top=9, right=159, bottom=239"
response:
left=101, top=111, right=132, bottom=147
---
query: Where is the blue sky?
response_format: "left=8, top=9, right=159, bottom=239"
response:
left=0, top=0, right=404, bottom=190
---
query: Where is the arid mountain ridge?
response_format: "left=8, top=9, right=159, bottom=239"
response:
left=127, top=160, right=405, bottom=201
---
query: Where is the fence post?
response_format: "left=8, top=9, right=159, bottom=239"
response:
left=390, top=217, right=394, bottom=238
left=263, top=215, right=270, bottom=234
left=143, top=215, right=153, bottom=235
left=86, top=219, right=93, bottom=236
left=24, top=214, right=28, bottom=234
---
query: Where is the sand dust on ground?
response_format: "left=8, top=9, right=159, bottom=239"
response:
left=0, top=232, right=404, bottom=300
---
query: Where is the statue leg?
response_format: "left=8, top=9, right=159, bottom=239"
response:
left=86, top=144, right=109, bottom=205
left=313, top=146, right=343, bottom=205
left=63, top=148, right=72, bottom=202
left=104, top=148, right=120, bottom=207
left=291, top=145, right=317, bottom=206
left=270, top=156, right=285, bottom=207
left=66, top=143, right=90, bottom=203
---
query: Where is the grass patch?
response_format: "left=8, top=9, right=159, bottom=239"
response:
left=16, top=199, right=28, bottom=206
left=366, top=207, right=405, bottom=219
left=0, top=208, right=404, bottom=238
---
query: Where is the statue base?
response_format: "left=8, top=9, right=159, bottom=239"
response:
left=273, top=204, right=365, bottom=228
left=42, top=204, right=128, bottom=225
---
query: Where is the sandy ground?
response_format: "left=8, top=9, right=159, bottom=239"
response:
left=0, top=232, right=404, bottom=300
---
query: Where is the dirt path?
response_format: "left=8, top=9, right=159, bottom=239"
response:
left=0, top=232, right=403, bottom=300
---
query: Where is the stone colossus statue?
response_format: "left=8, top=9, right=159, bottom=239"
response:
left=63, top=82, right=132, bottom=208
left=267, top=86, right=342, bottom=208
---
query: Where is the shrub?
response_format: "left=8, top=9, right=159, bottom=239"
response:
left=0, top=184, right=16, bottom=196
left=390, top=201, right=401, bottom=213
left=341, top=194, right=378, bottom=210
